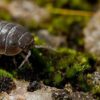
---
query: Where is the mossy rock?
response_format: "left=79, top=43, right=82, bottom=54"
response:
left=0, top=69, right=16, bottom=93
left=0, top=69, right=13, bottom=79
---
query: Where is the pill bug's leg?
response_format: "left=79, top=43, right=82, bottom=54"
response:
left=18, top=50, right=31, bottom=69
left=13, top=57, right=17, bottom=68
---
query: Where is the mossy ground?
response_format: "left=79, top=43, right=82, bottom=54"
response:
left=0, top=0, right=99, bottom=99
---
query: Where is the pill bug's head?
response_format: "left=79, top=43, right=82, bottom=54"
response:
left=18, top=32, right=34, bottom=52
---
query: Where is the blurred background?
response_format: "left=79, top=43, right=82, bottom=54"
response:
left=0, top=0, right=99, bottom=52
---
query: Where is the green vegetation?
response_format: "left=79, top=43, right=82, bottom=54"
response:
left=92, top=85, right=100, bottom=95
left=0, top=69, right=13, bottom=79
left=0, top=69, right=15, bottom=93
left=0, top=0, right=99, bottom=98
left=29, top=47, right=96, bottom=91
left=34, top=36, right=46, bottom=45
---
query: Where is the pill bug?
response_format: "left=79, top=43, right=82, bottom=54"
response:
left=0, top=21, right=55, bottom=68
left=0, top=21, right=34, bottom=68
left=0, top=21, right=34, bottom=56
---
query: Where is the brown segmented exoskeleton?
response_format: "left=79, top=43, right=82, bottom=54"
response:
left=0, top=21, right=34, bottom=68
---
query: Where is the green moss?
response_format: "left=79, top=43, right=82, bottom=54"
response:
left=34, top=47, right=95, bottom=89
left=0, top=69, right=13, bottom=79
left=53, top=73, right=62, bottom=85
left=78, top=73, right=91, bottom=91
left=47, top=66, right=55, bottom=72
left=87, top=73, right=92, bottom=78
left=92, top=85, right=100, bottom=99
left=34, top=36, right=46, bottom=45
left=66, top=63, right=90, bottom=78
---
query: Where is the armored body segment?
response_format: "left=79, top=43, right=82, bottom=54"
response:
left=0, top=21, right=34, bottom=56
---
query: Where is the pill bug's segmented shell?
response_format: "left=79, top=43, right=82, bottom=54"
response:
left=0, top=21, right=34, bottom=56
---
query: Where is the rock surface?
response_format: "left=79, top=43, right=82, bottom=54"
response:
left=0, top=80, right=96, bottom=100
left=84, top=11, right=100, bottom=58
left=9, top=80, right=52, bottom=100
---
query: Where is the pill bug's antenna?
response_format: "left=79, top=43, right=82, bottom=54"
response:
left=34, top=45, right=56, bottom=51
left=18, top=50, right=31, bottom=69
